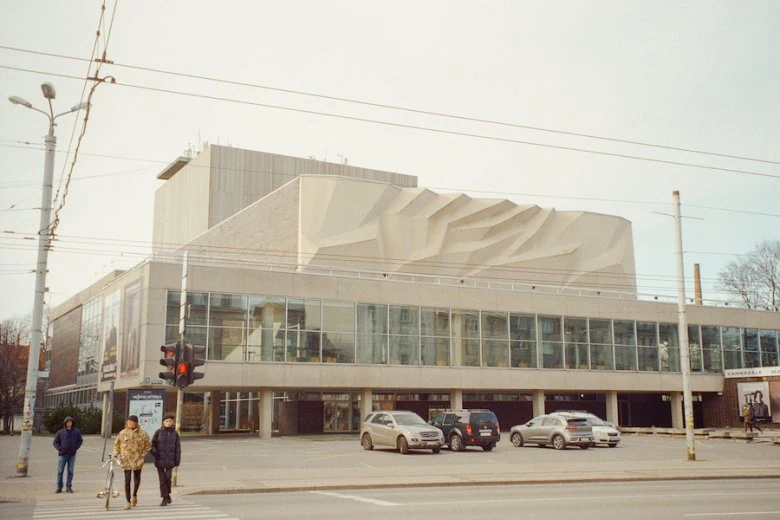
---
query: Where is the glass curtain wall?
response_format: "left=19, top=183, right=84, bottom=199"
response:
left=247, top=296, right=286, bottom=361
left=722, top=327, right=742, bottom=369
left=420, top=308, right=449, bottom=366
left=564, top=317, right=589, bottom=369
left=760, top=330, right=778, bottom=367
left=389, top=305, right=419, bottom=365
left=539, top=316, right=563, bottom=369
left=208, top=294, right=247, bottom=361
left=614, top=320, right=637, bottom=371
left=451, top=310, right=480, bottom=367
left=77, top=297, right=102, bottom=385
left=688, top=325, right=703, bottom=372
left=701, top=326, right=723, bottom=373
left=357, top=303, right=388, bottom=364
left=481, top=312, right=509, bottom=367
left=510, top=314, right=537, bottom=368
left=742, top=329, right=761, bottom=368
left=589, top=319, right=614, bottom=370
left=166, top=291, right=209, bottom=349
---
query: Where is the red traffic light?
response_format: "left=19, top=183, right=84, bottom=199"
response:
left=176, top=362, right=189, bottom=375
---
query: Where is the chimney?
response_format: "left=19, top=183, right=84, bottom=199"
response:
left=694, top=263, right=703, bottom=305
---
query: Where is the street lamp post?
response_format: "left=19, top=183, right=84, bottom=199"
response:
left=10, top=83, right=87, bottom=477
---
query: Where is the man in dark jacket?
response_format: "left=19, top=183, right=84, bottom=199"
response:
left=151, top=414, right=181, bottom=506
left=52, top=416, right=83, bottom=493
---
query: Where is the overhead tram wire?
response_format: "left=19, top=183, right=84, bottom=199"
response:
left=2, top=63, right=780, bottom=182
left=1, top=43, right=779, bottom=167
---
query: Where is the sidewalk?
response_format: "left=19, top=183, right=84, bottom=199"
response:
left=1, top=432, right=778, bottom=502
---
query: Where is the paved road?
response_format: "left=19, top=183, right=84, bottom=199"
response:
left=5, top=479, right=777, bottom=520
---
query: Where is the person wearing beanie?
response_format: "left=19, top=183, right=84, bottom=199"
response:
left=52, top=416, right=83, bottom=493
left=114, top=415, right=151, bottom=510
left=151, top=414, right=181, bottom=506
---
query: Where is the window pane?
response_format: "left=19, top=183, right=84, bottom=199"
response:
left=247, top=296, right=286, bottom=361
left=357, top=304, right=388, bottom=335
left=590, top=344, right=613, bottom=370
left=743, top=329, right=759, bottom=351
left=481, top=312, right=508, bottom=340
left=183, top=326, right=207, bottom=348
left=509, top=314, right=536, bottom=341
left=357, top=334, right=387, bottom=364
left=565, top=341, right=589, bottom=369
left=638, top=346, right=658, bottom=371
left=452, top=310, right=480, bottom=338
left=390, top=335, right=419, bottom=365
left=615, top=344, right=636, bottom=371
left=760, top=330, right=778, bottom=367
left=390, top=306, right=419, bottom=336
left=539, top=316, right=562, bottom=342
left=614, top=321, right=635, bottom=346
left=482, top=339, right=509, bottom=367
left=688, top=325, right=702, bottom=372
left=761, top=349, right=778, bottom=368
left=703, top=347, right=722, bottom=373
left=166, top=291, right=180, bottom=327
left=453, top=337, right=480, bottom=367
left=723, top=349, right=742, bottom=370
left=209, top=293, right=247, bottom=328
left=659, top=323, right=679, bottom=348
left=637, top=322, right=658, bottom=347
left=322, top=301, right=354, bottom=333
left=744, top=350, right=760, bottom=368
left=420, top=308, right=449, bottom=337
left=208, top=327, right=244, bottom=361
left=511, top=341, right=536, bottom=368
left=285, top=330, right=320, bottom=362
left=722, top=327, right=741, bottom=350
left=701, top=326, right=721, bottom=349
left=321, top=332, right=355, bottom=363
left=186, top=292, right=209, bottom=326
left=564, top=317, right=588, bottom=369
left=287, top=299, right=322, bottom=330
left=540, top=342, right=563, bottom=369
left=421, top=336, right=449, bottom=366
left=590, top=319, right=612, bottom=345
left=660, top=341, right=680, bottom=372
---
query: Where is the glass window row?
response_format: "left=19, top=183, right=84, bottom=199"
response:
left=165, top=291, right=780, bottom=372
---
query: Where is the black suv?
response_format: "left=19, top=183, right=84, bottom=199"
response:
left=429, top=409, right=500, bottom=451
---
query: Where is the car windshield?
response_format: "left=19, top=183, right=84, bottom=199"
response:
left=472, top=412, right=498, bottom=425
left=394, top=413, right=426, bottom=426
left=567, top=418, right=589, bottom=426
left=584, top=417, right=606, bottom=426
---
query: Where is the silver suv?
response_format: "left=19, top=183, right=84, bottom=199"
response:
left=510, top=413, right=593, bottom=450
left=361, top=411, right=445, bottom=454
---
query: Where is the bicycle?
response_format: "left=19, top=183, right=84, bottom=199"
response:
left=96, top=454, right=121, bottom=510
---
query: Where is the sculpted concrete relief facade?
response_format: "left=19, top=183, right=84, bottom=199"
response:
left=299, top=176, right=637, bottom=291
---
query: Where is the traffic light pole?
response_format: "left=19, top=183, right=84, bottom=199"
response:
left=173, top=251, right=188, bottom=487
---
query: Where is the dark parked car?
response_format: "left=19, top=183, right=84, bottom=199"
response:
left=430, top=409, right=500, bottom=451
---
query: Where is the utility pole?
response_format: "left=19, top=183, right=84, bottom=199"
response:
left=172, top=251, right=188, bottom=486
left=9, top=84, right=87, bottom=477
left=672, top=190, right=696, bottom=461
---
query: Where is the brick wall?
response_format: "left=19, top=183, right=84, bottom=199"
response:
left=49, top=306, right=82, bottom=389
left=702, top=376, right=780, bottom=429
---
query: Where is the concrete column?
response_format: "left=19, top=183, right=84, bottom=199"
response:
left=224, top=392, right=231, bottom=429
left=258, top=389, right=273, bottom=440
left=360, top=389, right=373, bottom=421
left=532, top=390, right=545, bottom=417
left=100, top=392, right=110, bottom=438
left=208, top=391, right=221, bottom=435
left=606, top=391, right=619, bottom=425
left=235, top=392, right=242, bottom=430
left=450, top=389, right=463, bottom=410
left=671, top=392, right=683, bottom=429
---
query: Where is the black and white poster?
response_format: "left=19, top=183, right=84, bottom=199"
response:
left=121, top=281, right=142, bottom=378
left=737, top=382, right=771, bottom=420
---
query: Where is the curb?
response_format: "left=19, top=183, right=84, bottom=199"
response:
left=182, top=473, right=780, bottom=496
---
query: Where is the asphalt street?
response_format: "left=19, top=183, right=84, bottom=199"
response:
left=4, top=478, right=777, bottom=520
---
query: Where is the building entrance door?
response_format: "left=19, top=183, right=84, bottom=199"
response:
left=618, top=400, right=632, bottom=426
left=323, top=393, right=360, bottom=432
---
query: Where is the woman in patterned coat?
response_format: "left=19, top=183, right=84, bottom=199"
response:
left=114, top=415, right=152, bottom=510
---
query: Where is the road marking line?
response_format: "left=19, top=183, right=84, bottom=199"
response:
left=310, top=490, right=399, bottom=507
left=685, top=513, right=780, bottom=517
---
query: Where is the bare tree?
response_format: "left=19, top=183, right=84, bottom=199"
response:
left=0, top=319, right=29, bottom=434
left=718, top=239, right=780, bottom=310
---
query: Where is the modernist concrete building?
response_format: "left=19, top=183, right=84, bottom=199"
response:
left=47, top=145, right=780, bottom=437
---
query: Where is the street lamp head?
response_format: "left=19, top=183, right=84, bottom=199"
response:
left=70, top=101, right=89, bottom=112
left=40, top=82, right=56, bottom=100
left=8, top=95, right=33, bottom=108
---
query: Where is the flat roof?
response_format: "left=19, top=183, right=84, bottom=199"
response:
left=157, top=156, right=191, bottom=180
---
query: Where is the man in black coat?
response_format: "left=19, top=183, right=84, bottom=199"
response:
left=151, top=414, right=181, bottom=506
left=52, top=416, right=83, bottom=493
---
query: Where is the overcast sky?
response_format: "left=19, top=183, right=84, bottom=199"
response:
left=1, top=1, right=779, bottom=321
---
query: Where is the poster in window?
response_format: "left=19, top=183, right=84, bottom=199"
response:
left=100, top=290, right=120, bottom=381
left=121, top=280, right=142, bottom=378
left=770, top=382, right=780, bottom=423
left=736, top=382, right=771, bottom=420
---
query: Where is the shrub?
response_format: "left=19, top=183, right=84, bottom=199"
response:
left=43, top=404, right=82, bottom=434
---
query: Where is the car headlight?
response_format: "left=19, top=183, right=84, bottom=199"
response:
left=411, top=437, right=419, bottom=442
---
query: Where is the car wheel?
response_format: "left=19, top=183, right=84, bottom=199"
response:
left=579, top=443, right=589, bottom=450
left=481, top=444, right=494, bottom=452
left=432, top=446, right=441, bottom=454
left=552, top=434, right=566, bottom=450
left=450, top=435, right=464, bottom=452
left=511, top=432, right=524, bottom=447
left=398, top=436, right=409, bottom=455
left=361, top=433, right=374, bottom=451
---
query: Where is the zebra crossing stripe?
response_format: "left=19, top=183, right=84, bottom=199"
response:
left=32, top=498, right=238, bottom=520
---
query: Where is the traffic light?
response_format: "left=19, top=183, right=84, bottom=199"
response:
left=175, top=358, right=189, bottom=388
left=184, top=343, right=206, bottom=385
left=158, top=343, right=181, bottom=386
